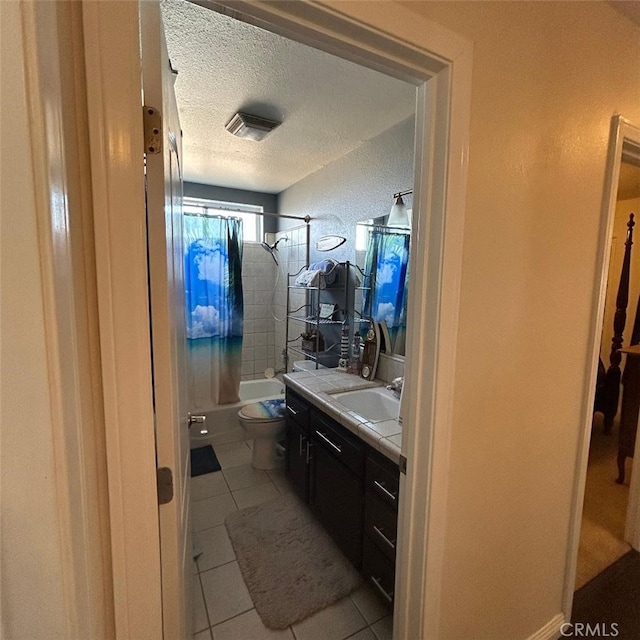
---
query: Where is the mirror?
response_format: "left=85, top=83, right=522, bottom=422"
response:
left=355, top=218, right=411, bottom=356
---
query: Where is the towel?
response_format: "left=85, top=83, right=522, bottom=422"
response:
left=294, top=269, right=323, bottom=288
left=308, top=259, right=340, bottom=285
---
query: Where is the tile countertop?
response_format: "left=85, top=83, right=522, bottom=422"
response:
left=282, top=369, right=402, bottom=465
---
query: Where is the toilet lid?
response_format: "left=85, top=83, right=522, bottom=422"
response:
left=239, top=398, right=286, bottom=421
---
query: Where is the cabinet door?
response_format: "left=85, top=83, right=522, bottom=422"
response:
left=310, top=442, right=363, bottom=568
left=285, top=419, right=310, bottom=502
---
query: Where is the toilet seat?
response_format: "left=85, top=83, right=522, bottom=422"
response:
left=238, top=398, right=286, bottom=423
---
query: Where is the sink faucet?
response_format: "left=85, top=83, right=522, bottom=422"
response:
left=386, top=376, right=404, bottom=398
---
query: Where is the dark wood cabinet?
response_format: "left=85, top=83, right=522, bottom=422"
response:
left=285, top=418, right=310, bottom=502
left=362, top=449, right=400, bottom=607
left=285, top=390, right=311, bottom=502
left=309, top=410, right=364, bottom=568
left=284, top=387, right=400, bottom=609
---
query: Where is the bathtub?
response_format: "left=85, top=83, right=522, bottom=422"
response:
left=190, top=378, right=285, bottom=449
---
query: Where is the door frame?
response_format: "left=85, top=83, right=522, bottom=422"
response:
left=563, top=115, right=640, bottom=616
left=82, top=1, right=472, bottom=637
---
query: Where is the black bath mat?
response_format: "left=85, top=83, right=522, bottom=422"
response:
left=190, top=445, right=221, bottom=477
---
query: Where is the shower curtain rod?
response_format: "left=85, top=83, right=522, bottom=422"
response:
left=185, top=208, right=310, bottom=224
left=262, top=211, right=311, bottom=224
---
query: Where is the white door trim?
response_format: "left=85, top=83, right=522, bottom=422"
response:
left=82, top=1, right=472, bottom=637
left=82, top=2, right=163, bottom=638
left=563, top=115, right=640, bottom=617
left=18, top=2, right=114, bottom=636
left=196, top=4, right=473, bottom=638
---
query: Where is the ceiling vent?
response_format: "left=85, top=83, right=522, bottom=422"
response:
left=224, top=112, right=281, bottom=142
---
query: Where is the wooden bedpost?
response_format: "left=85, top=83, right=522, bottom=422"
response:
left=616, top=266, right=640, bottom=483
left=603, top=213, right=634, bottom=435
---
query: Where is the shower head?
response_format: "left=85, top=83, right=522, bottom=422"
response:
left=261, top=241, right=278, bottom=265
left=260, top=237, right=288, bottom=265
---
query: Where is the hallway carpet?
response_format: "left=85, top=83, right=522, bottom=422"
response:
left=569, top=550, right=640, bottom=640
left=576, top=416, right=633, bottom=589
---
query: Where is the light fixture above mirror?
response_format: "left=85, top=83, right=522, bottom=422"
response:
left=388, top=189, right=412, bottom=228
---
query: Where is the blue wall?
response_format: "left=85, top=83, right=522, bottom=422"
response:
left=184, top=182, right=279, bottom=234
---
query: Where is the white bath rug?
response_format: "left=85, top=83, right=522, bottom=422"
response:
left=224, top=493, right=361, bottom=629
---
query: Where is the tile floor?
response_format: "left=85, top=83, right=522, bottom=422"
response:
left=191, top=440, right=393, bottom=640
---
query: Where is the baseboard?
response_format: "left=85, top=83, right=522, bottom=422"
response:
left=525, top=613, right=567, bottom=640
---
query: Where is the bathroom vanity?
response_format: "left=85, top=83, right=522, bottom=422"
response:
left=283, top=370, right=401, bottom=608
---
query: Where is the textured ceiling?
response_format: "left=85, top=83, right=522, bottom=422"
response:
left=160, top=0, right=416, bottom=193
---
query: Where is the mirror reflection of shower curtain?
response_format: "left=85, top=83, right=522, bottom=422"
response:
left=363, top=227, right=410, bottom=355
left=184, top=215, right=243, bottom=407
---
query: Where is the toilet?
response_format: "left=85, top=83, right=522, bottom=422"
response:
left=238, top=398, right=286, bottom=470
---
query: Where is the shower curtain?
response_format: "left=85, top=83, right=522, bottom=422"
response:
left=184, top=215, right=243, bottom=407
left=363, top=227, right=410, bottom=355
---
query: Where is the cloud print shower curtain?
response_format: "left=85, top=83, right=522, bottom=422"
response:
left=184, top=215, right=243, bottom=407
left=363, top=228, right=410, bottom=354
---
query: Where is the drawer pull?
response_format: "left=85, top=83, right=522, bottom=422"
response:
left=315, top=430, right=342, bottom=455
left=370, top=576, right=393, bottom=604
left=298, top=433, right=305, bottom=456
left=373, top=525, right=396, bottom=550
left=287, top=405, right=298, bottom=416
left=373, top=480, right=397, bottom=503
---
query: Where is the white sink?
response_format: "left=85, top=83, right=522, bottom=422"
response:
left=332, top=387, right=399, bottom=422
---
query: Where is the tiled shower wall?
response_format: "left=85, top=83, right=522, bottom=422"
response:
left=241, top=244, right=277, bottom=381
left=241, top=229, right=310, bottom=381
left=273, top=225, right=309, bottom=372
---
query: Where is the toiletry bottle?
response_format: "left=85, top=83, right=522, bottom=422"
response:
left=349, top=334, right=361, bottom=375
left=338, top=320, right=349, bottom=372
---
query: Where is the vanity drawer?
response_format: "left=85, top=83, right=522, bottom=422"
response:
left=366, top=455, right=400, bottom=511
left=311, top=411, right=364, bottom=477
left=362, top=536, right=395, bottom=608
left=364, top=492, right=398, bottom=562
left=286, top=391, right=310, bottom=430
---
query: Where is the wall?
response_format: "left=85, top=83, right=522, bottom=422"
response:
left=278, top=116, right=414, bottom=373
left=184, top=182, right=279, bottom=233
left=392, top=2, right=640, bottom=638
left=278, top=116, right=415, bottom=265
left=0, top=2, right=67, bottom=635
left=600, top=197, right=640, bottom=368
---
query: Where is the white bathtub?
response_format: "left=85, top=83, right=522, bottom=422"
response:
left=190, top=378, right=286, bottom=449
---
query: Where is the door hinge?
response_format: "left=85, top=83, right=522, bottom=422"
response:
left=143, top=105, right=162, bottom=154
left=157, top=466, right=173, bottom=505
left=399, top=454, right=407, bottom=475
